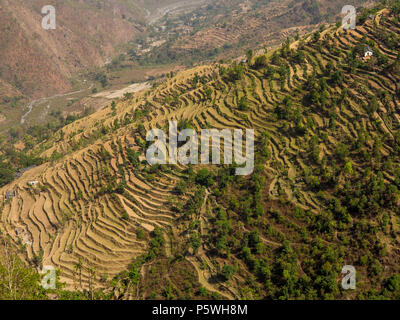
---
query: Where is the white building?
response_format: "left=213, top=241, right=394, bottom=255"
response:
left=364, top=46, right=374, bottom=58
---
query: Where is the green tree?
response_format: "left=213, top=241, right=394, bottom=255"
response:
left=221, top=265, right=236, bottom=281
left=0, top=239, right=47, bottom=300
left=190, top=233, right=201, bottom=254
left=195, top=169, right=214, bottom=187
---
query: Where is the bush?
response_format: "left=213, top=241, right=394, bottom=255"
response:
left=385, top=274, right=400, bottom=292
left=253, top=55, right=268, bottom=69
left=175, top=179, right=187, bottom=194
left=238, top=96, right=249, bottom=111
left=121, top=211, right=130, bottom=221
left=195, top=169, right=214, bottom=187
left=0, top=164, right=15, bottom=187
left=221, top=265, right=236, bottom=281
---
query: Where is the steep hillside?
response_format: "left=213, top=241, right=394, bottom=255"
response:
left=0, top=0, right=147, bottom=100
left=0, top=0, right=208, bottom=135
left=1, top=2, right=400, bottom=300
left=0, top=0, right=375, bottom=133
left=145, top=0, right=376, bottom=64
left=0, top=0, right=204, bottom=100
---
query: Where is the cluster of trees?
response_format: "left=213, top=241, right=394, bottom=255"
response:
left=219, top=63, right=245, bottom=82
left=93, top=71, right=108, bottom=88
left=0, top=236, right=50, bottom=300
left=0, top=161, right=15, bottom=188
left=1, top=107, right=88, bottom=188
left=0, top=146, right=43, bottom=188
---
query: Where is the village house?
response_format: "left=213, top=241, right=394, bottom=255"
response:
left=361, top=45, right=374, bottom=62
left=364, top=46, right=374, bottom=58
left=28, top=181, right=39, bottom=187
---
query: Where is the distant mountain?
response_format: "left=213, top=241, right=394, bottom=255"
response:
left=0, top=0, right=142, bottom=100
left=146, top=0, right=375, bottom=64
left=0, top=0, right=194, bottom=101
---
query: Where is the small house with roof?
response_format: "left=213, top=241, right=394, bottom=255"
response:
left=364, top=46, right=374, bottom=58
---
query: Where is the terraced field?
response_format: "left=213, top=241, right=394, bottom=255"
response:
left=1, top=6, right=400, bottom=299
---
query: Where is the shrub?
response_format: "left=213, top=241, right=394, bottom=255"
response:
left=195, top=169, right=214, bottom=187
left=221, top=265, right=236, bottom=281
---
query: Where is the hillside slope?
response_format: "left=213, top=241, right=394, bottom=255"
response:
left=0, top=0, right=199, bottom=101
left=146, top=0, right=375, bottom=64
left=0, top=0, right=145, bottom=100
left=1, top=3, right=400, bottom=300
